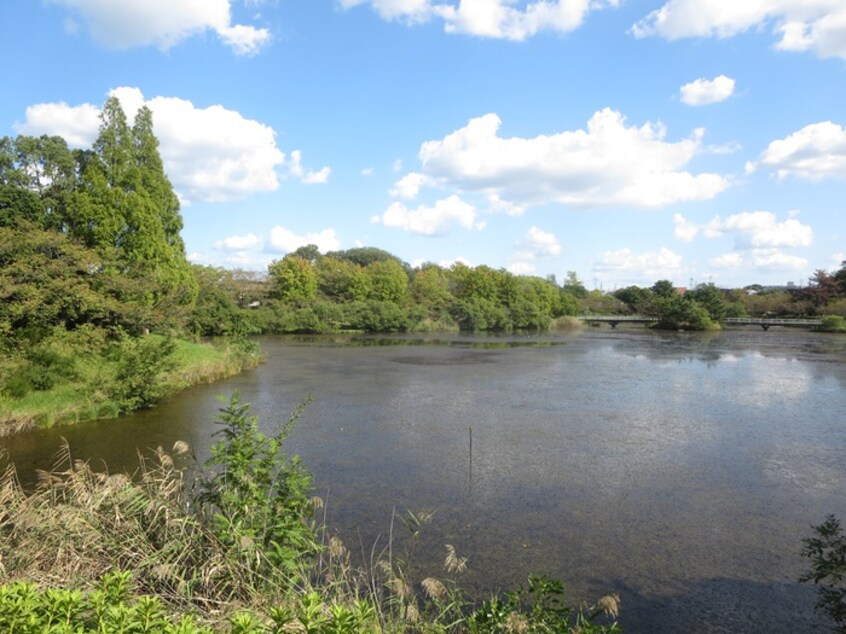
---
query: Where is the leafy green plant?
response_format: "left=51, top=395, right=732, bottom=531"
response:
left=801, top=514, right=846, bottom=632
left=197, top=393, right=320, bottom=581
left=0, top=572, right=214, bottom=633
left=108, top=333, right=177, bottom=412
left=3, top=347, right=77, bottom=398
left=467, top=575, right=621, bottom=634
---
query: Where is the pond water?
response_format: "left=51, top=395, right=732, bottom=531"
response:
left=3, top=328, right=846, bottom=633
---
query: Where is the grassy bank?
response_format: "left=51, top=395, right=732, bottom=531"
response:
left=0, top=336, right=263, bottom=436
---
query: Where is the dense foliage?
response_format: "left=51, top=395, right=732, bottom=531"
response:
left=193, top=255, right=583, bottom=337
left=0, top=99, right=255, bottom=427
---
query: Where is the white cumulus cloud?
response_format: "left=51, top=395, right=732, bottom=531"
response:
left=673, top=213, right=700, bottom=242
left=268, top=227, right=341, bottom=254
left=372, top=195, right=481, bottom=236
left=390, top=172, right=435, bottom=199
left=746, top=121, right=846, bottom=181
left=522, top=226, right=562, bottom=257
left=215, top=233, right=263, bottom=251
left=632, top=1, right=846, bottom=60
left=593, top=247, right=685, bottom=283
left=710, top=249, right=807, bottom=272
left=710, top=252, right=744, bottom=269
left=680, top=75, right=736, bottom=106
left=341, top=0, right=620, bottom=41
left=288, top=150, right=331, bottom=185
left=509, top=226, right=561, bottom=273
left=413, top=109, right=727, bottom=210
left=751, top=249, right=808, bottom=270
left=675, top=211, right=814, bottom=248
left=14, top=101, right=101, bottom=147
left=14, top=87, right=328, bottom=203
left=48, top=0, right=270, bottom=55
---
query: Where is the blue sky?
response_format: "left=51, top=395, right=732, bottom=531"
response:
left=2, top=0, right=845, bottom=289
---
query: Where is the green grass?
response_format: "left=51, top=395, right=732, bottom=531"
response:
left=0, top=337, right=262, bottom=435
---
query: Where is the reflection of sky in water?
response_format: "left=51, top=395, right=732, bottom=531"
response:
left=3, top=330, right=844, bottom=633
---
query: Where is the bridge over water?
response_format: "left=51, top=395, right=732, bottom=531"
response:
left=579, top=315, right=823, bottom=331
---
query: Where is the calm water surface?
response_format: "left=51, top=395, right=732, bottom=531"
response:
left=3, top=329, right=845, bottom=633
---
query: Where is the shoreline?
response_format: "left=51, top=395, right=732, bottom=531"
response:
left=0, top=338, right=263, bottom=438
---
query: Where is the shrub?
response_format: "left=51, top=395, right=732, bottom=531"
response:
left=197, top=393, right=320, bottom=582
left=108, top=334, right=177, bottom=412
left=819, top=315, right=846, bottom=332
left=468, top=575, right=621, bottom=633
left=801, top=515, right=846, bottom=632
left=2, top=347, right=77, bottom=398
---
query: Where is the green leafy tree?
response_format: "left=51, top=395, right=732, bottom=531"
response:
left=450, top=263, right=501, bottom=302
left=562, top=271, right=588, bottom=299
left=688, top=283, right=728, bottom=321
left=318, top=256, right=372, bottom=301
left=0, top=222, right=152, bottom=343
left=835, top=261, right=846, bottom=295
left=613, top=285, right=651, bottom=313
left=411, top=264, right=453, bottom=312
left=365, top=258, right=408, bottom=303
left=67, top=97, right=197, bottom=318
left=269, top=255, right=318, bottom=303
left=651, top=279, right=676, bottom=299
left=326, top=246, right=406, bottom=268
left=189, top=265, right=254, bottom=336
left=647, top=294, right=714, bottom=330
left=0, top=135, right=76, bottom=231
left=557, top=290, right=580, bottom=316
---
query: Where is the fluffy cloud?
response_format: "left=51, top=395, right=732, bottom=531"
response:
left=214, top=233, right=263, bottom=251
left=14, top=87, right=329, bottom=203
left=390, top=172, right=435, bottom=199
left=268, top=227, right=341, bottom=253
left=675, top=211, right=814, bottom=248
left=712, top=249, right=808, bottom=271
left=522, top=226, right=562, bottom=257
left=49, top=0, right=270, bottom=55
left=673, top=213, right=700, bottom=243
left=412, top=109, right=727, bottom=210
left=372, top=195, right=481, bottom=236
left=509, top=226, right=561, bottom=273
left=14, top=101, right=101, bottom=148
left=680, top=75, right=735, bottom=106
left=751, top=249, right=808, bottom=270
left=341, top=0, right=620, bottom=41
left=710, top=252, right=744, bottom=269
left=593, top=247, right=684, bottom=282
left=746, top=121, right=846, bottom=181
left=632, top=1, right=846, bottom=60
left=288, top=150, right=331, bottom=185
